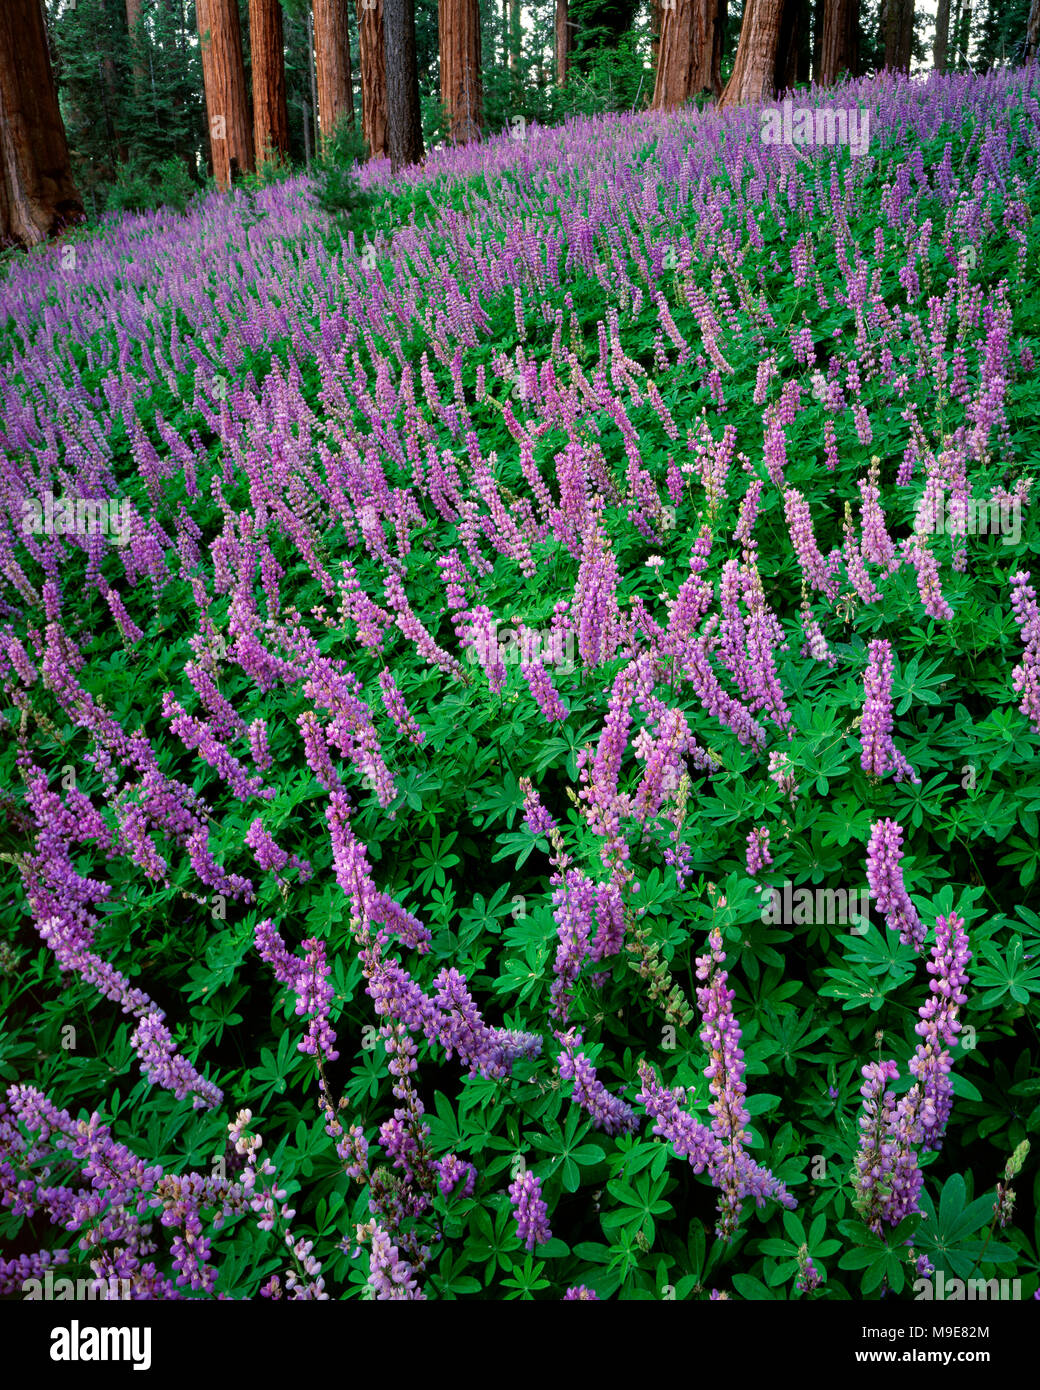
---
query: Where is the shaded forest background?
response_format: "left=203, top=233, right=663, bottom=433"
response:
left=39, top=0, right=1033, bottom=219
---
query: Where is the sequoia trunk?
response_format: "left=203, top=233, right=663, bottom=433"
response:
left=384, top=0, right=424, bottom=172
left=313, top=0, right=355, bottom=138
left=652, top=0, right=726, bottom=106
left=818, top=0, right=857, bottom=82
left=556, top=0, right=573, bottom=83
left=359, top=0, right=388, bottom=158
left=197, top=0, right=255, bottom=189
left=0, top=0, right=85, bottom=246
left=250, top=0, right=290, bottom=163
left=439, top=0, right=482, bottom=142
left=720, top=0, right=786, bottom=106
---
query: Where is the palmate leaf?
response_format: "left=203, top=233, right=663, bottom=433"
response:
left=973, top=938, right=1040, bottom=1007
left=913, top=1176, right=1019, bottom=1280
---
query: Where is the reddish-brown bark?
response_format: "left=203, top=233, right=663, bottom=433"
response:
left=720, top=0, right=786, bottom=106
left=439, top=0, right=482, bottom=143
left=358, top=0, right=388, bottom=158
left=250, top=0, right=290, bottom=164
left=0, top=0, right=84, bottom=246
left=197, top=0, right=255, bottom=190
left=652, top=0, right=727, bottom=106
left=313, top=0, right=354, bottom=139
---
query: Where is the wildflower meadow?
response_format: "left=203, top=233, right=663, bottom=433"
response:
left=2, top=62, right=1040, bottom=1340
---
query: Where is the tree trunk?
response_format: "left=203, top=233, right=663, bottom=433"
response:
left=0, top=0, right=84, bottom=247
left=103, top=51, right=129, bottom=165
left=954, top=0, right=969, bottom=66
left=1027, top=0, right=1040, bottom=61
left=250, top=0, right=290, bottom=164
left=439, top=0, right=482, bottom=142
left=126, top=0, right=147, bottom=88
left=898, top=0, right=914, bottom=69
left=883, top=0, right=912, bottom=71
left=652, top=0, right=726, bottom=106
left=358, top=0, right=388, bottom=157
left=313, top=0, right=354, bottom=138
left=197, top=0, right=255, bottom=190
left=933, top=0, right=950, bottom=70
left=775, top=0, right=805, bottom=88
left=812, top=0, right=823, bottom=77
left=509, top=0, right=520, bottom=72
left=797, top=0, right=812, bottom=78
left=556, top=0, right=573, bottom=83
left=819, top=0, right=857, bottom=82
left=384, top=0, right=424, bottom=172
left=720, top=0, right=786, bottom=105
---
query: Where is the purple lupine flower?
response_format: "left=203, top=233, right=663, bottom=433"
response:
left=881, top=1087, right=925, bottom=1228
left=795, top=1246, right=822, bottom=1294
left=379, top=1107, right=434, bottom=1189
left=783, top=488, right=841, bottom=600
left=576, top=662, right=637, bottom=867
left=508, top=1169, right=552, bottom=1250
left=852, top=1059, right=902, bottom=1232
left=383, top=569, right=466, bottom=680
left=1009, top=571, right=1040, bottom=732
left=245, top=818, right=289, bottom=873
left=901, top=533, right=954, bottom=621
left=0, top=1248, right=71, bottom=1296
left=858, top=461, right=900, bottom=573
left=461, top=604, right=507, bottom=692
left=377, top=667, right=426, bottom=745
left=590, top=874, right=626, bottom=962
left=741, top=561, right=793, bottom=726
left=556, top=1030, right=638, bottom=1136
left=842, top=503, right=882, bottom=603
left=248, top=718, right=273, bottom=771
left=161, top=694, right=272, bottom=801
left=298, top=711, right=341, bottom=791
left=186, top=826, right=255, bottom=901
left=563, top=1285, right=601, bottom=1300
left=746, top=826, right=772, bottom=876
left=102, top=585, right=144, bottom=645
left=130, top=1014, right=224, bottom=1110
left=435, top=1154, right=477, bottom=1199
left=521, top=658, right=569, bottom=724
left=800, top=601, right=837, bottom=666
left=663, top=528, right=714, bottom=661
left=860, top=639, right=919, bottom=783
left=866, top=819, right=925, bottom=952
left=696, top=928, right=755, bottom=1237
left=683, top=631, right=766, bottom=749
left=631, top=708, right=691, bottom=826
left=637, top=1056, right=796, bottom=1241
left=909, top=909, right=971, bottom=1149
left=519, top=775, right=558, bottom=838
left=254, top=921, right=339, bottom=1061
left=549, top=869, right=598, bottom=1021
left=573, top=524, right=622, bottom=670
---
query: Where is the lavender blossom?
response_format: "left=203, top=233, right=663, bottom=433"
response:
left=508, top=1169, right=552, bottom=1251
